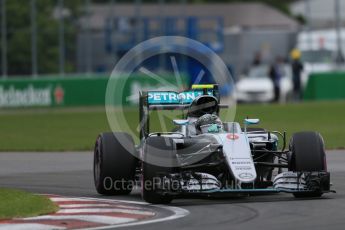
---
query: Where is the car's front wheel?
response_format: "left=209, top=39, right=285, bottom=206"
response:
left=289, top=131, right=326, bottom=198
left=94, top=132, right=137, bottom=195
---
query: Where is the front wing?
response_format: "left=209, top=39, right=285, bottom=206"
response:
left=155, top=171, right=335, bottom=197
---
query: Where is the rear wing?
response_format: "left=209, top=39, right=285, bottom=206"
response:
left=139, top=84, right=226, bottom=139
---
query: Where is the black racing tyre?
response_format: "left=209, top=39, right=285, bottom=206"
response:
left=289, top=131, right=326, bottom=198
left=289, top=131, right=326, bottom=172
left=142, top=136, right=176, bottom=204
left=94, top=132, right=137, bottom=195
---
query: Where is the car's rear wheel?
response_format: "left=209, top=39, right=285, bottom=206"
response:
left=142, top=136, right=176, bottom=204
left=289, top=131, right=326, bottom=198
left=94, top=132, right=137, bottom=195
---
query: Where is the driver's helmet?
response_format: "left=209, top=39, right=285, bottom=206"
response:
left=195, top=114, right=223, bottom=134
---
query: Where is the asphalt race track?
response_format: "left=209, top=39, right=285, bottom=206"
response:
left=0, top=151, right=344, bottom=230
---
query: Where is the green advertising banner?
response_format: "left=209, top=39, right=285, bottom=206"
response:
left=304, top=72, right=345, bottom=100
left=0, top=74, right=187, bottom=108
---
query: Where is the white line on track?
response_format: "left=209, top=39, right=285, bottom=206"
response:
left=50, top=197, right=89, bottom=202
left=57, top=208, right=154, bottom=215
left=72, top=196, right=190, bottom=230
left=0, top=223, right=65, bottom=230
left=24, top=215, right=136, bottom=225
left=59, top=204, right=112, bottom=208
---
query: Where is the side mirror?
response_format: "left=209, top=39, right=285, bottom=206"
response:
left=244, top=118, right=260, bottom=133
left=244, top=118, right=260, bottom=125
left=173, top=119, right=189, bottom=126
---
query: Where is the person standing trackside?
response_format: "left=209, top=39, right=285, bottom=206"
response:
left=269, top=57, right=283, bottom=102
left=252, top=51, right=262, bottom=66
left=290, top=49, right=304, bottom=100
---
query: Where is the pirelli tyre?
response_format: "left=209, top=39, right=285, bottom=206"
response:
left=93, top=132, right=137, bottom=195
left=142, top=136, right=176, bottom=204
left=289, top=131, right=327, bottom=198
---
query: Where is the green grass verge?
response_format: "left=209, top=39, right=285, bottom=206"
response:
left=234, top=101, right=345, bottom=149
left=0, top=188, right=58, bottom=220
left=0, top=107, right=109, bottom=151
left=0, top=101, right=344, bottom=151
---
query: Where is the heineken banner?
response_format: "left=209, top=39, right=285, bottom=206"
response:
left=0, top=74, right=187, bottom=108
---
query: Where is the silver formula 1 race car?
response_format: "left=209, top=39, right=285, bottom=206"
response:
left=93, top=84, right=334, bottom=204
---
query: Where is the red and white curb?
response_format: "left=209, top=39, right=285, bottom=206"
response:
left=0, top=195, right=189, bottom=230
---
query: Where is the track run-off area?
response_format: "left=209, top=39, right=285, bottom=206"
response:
left=0, top=150, right=344, bottom=230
